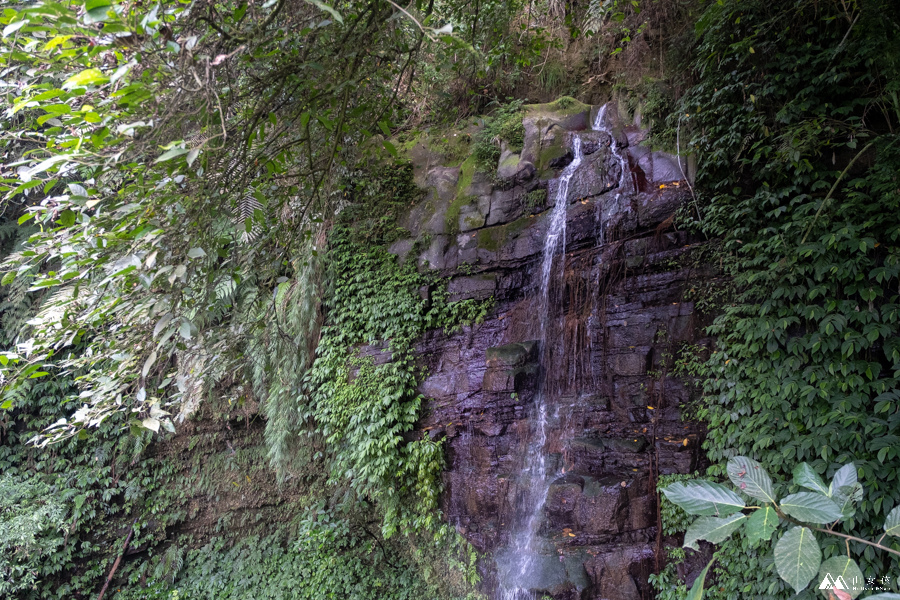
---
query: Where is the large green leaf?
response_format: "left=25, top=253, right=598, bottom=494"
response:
left=793, top=463, right=829, bottom=495
left=745, top=506, right=779, bottom=545
left=661, top=481, right=746, bottom=516
left=884, top=506, right=900, bottom=537
left=727, top=456, right=777, bottom=503
left=774, top=526, right=821, bottom=594
left=154, top=146, right=189, bottom=163
left=686, top=557, right=716, bottom=600
left=683, top=513, right=747, bottom=550
left=829, top=464, right=863, bottom=519
left=829, top=463, right=858, bottom=498
left=817, top=555, right=864, bottom=599
left=780, top=492, right=843, bottom=524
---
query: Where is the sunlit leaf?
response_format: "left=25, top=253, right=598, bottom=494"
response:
left=303, top=0, right=343, bottom=23
left=793, top=463, right=829, bottom=495
left=62, top=68, right=109, bottom=90
left=744, top=506, right=778, bottom=545
left=155, top=146, right=189, bottom=163
left=3, top=20, right=27, bottom=37
left=884, top=506, right=900, bottom=537
left=780, top=492, right=842, bottom=524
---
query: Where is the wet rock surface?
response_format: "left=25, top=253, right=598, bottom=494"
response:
left=383, top=102, right=711, bottom=599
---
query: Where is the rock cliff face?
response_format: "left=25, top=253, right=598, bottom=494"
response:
left=385, top=102, right=711, bottom=599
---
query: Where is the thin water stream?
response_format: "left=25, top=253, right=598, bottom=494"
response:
left=498, top=105, right=629, bottom=599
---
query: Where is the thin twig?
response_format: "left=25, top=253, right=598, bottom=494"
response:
left=676, top=114, right=706, bottom=238
left=775, top=508, right=900, bottom=559
left=826, top=12, right=859, bottom=68
left=96, top=518, right=138, bottom=600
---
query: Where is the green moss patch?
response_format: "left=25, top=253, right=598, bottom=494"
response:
left=445, top=156, right=478, bottom=233
left=525, top=96, right=591, bottom=116
left=394, top=127, right=474, bottom=170
left=475, top=215, right=532, bottom=252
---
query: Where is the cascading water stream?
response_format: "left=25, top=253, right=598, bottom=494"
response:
left=593, top=104, right=634, bottom=199
left=498, top=136, right=583, bottom=600
left=498, top=106, right=632, bottom=599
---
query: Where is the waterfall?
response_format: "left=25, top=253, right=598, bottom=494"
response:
left=498, top=105, right=629, bottom=599
left=593, top=104, right=633, bottom=198
left=498, top=137, right=583, bottom=600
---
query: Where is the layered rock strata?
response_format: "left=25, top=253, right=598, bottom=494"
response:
left=385, top=102, right=711, bottom=599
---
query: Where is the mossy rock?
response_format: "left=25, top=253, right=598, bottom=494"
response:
left=475, top=215, right=531, bottom=253
left=525, top=97, right=593, bottom=135
left=395, top=126, right=476, bottom=184
left=525, top=96, right=592, bottom=117
left=537, top=140, right=570, bottom=178
left=499, top=151, right=520, bottom=170
left=485, top=341, right=538, bottom=368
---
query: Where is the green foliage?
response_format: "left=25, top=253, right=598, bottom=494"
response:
left=537, top=59, right=568, bottom=96
left=422, top=0, right=557, bottom=115
left=305, top=226, right=491, bottom=538
left=658, top=472, right=701, bottom=536
left=473, top=99, right=526, bottom=171
left=613, top=76, right=677, bottom=148
left=0, top=366, right=186, bottom=599
left=341, top=161, right=423, bottom=245
left=0, top=0, right=501, bottom=589
left=0, top=0, right=500, bottom=442
left=523, top=188, right=548, bottom=212
left=0, top=475, right=66, bottom=596
left=654, top=0, right=900, bottom=597
left=113, top=512, right=454, bottom=600
left=246, top=243, right=325, bottom=474
left=662, top=458, right=900, bottom=597
left=648, top=546, right=689, bottom=600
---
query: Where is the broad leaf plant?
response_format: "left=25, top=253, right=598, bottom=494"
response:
left=663, top=457, right=900, bottom=599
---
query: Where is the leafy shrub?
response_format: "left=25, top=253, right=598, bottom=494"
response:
left=0, top=476, right=67, bottom=596
left=473, top=100, right=526, bottom=171
left=662, top=457, right=900, bottom=598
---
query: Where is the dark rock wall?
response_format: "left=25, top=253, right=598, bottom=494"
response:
left=387, top=103, right=712, bottom=599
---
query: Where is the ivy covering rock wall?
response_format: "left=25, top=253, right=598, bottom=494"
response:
left=652, top=0, right=900, bottom=598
